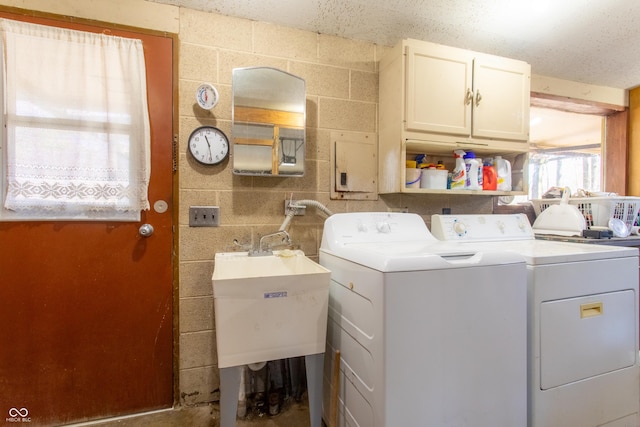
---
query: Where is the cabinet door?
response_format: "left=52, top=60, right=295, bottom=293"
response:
left=405, top=44, right=473, bottom=136
left=472, top=55, right=530, bottom=141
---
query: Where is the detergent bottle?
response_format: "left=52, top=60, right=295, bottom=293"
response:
left=463, top=151, right=481, bottom=190
left=451, top=150, right=466, bottom=190
left=482, top=158, right=497, bottom=190
left=494, top=156, right=512, bottom=191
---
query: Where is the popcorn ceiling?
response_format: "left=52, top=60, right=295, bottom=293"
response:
left=147, top=0, right=640, bottom=89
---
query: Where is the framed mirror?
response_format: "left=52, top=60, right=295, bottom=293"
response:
left=232, top=67, right=306, bottom=176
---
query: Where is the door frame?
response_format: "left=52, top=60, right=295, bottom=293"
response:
left=0, top=4, right=181, bottom=406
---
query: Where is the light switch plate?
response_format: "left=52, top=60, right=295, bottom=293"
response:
left=189, top=206, right=220, bottom=227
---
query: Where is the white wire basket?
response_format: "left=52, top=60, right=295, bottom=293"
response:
left=530, top=197, right=640, bottom=229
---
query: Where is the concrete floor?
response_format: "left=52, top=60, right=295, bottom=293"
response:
left=77, top=400, right=313, bottom=427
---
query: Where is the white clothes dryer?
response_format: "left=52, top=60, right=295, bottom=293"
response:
left=319, top=212, right=527, bottom=427
left=431, top=213, right=640, bottom=427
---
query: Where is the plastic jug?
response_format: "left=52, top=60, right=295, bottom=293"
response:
left=494, top=156, right=512, bottom=191
left=482, top=158, right=497, bottom=191
left=451, top=150, right=466, bottom=190
left=464, top=151, right=481, bottom=190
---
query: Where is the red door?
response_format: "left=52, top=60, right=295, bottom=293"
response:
left=0, top=12, right=175, bottom=426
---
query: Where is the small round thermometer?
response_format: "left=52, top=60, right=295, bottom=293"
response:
left=195, top=83, right=219, bottom=110
left=188, top=126, right=229, bottom=165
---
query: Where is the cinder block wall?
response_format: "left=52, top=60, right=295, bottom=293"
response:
left=176, top=8, right=492, bottom=404
left=0, top=0, right=494, bottom=406
left=2, top=0, right=629, bottom=412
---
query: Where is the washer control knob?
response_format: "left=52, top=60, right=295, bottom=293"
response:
left=376, top=221, right=391, bottom=233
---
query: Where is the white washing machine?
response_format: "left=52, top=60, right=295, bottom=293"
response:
left=319, top=212, right=527, bottom=427
left=431, top=213, right=640, bottom=427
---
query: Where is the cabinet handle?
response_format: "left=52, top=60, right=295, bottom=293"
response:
left=465, top=88, right=473, bottom=105
left=475, top=90, right=482, bottom=107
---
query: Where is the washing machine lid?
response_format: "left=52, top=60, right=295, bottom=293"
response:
left=320, top=212, right=525, bottom=271
left=510, top=239, right=637, bottom=264
left=325, top=242, right=525, bottom=271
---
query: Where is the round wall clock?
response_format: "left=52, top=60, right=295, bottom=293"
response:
left=195, top=82, right=219, bottom=110
left=188, top=126, right=229, bottom=165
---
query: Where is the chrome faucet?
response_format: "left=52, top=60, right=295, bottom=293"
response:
left=250, top=230, right=292, bottom=256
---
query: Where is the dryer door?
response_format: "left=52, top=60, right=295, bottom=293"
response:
left=540, top=290, right=636, bottom=389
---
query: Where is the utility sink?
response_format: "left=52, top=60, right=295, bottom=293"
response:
left=212, top=250, right=331, bottom=368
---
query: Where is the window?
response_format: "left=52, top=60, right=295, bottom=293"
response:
left=0, top=18, right=150, bottom=221
left=527, top=107, right=603, bottom=199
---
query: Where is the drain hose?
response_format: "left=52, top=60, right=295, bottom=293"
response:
left=279, top=199, right=333, bottom=231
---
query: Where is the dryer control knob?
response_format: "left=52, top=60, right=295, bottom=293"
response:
left=453, top=221, right=467, bottom=236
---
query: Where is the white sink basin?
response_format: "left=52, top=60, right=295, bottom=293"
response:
left=212, top=250, right=331, bottom=368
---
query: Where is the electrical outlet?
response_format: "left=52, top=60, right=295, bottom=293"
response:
left=284, top=201, right=306, bottom=216
left=189, top=206, right=220, bottom=227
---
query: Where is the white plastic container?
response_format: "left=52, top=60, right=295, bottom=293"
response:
left=405, top=168, right=421, bottom=188
left=420, top=169, right=448, bottom=189
left=495, top=156, right=512, bottom=191
left=464, top=152, right=481, bottom=190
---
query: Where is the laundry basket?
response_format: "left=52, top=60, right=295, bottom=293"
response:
left=530, top=197, right=640, bottom=229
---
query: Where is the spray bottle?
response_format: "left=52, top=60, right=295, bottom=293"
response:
left=451, top=150, right=466, bottom=190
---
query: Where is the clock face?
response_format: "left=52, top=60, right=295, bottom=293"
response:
left=195, top=83, right=219, bottom=110
left=188, top=126, right=229, bottom=165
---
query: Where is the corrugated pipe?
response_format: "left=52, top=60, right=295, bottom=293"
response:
left=279, top=199, right=333, bottom=232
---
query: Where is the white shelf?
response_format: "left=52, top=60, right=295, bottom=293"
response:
left=402, top=188, right=526, bottom=196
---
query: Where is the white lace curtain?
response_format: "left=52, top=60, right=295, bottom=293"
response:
left=0, top=18, right=150, bottom=219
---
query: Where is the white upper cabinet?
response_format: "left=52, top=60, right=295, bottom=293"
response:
left=471, top=54, right=531, bottom=141
left=405, top=42, right=474, bottom=136
left=380, top=39, right=531, bottom=152
left=378, top=39, right=531, bottom=194
left=404, top=40, right=530, bottom=142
